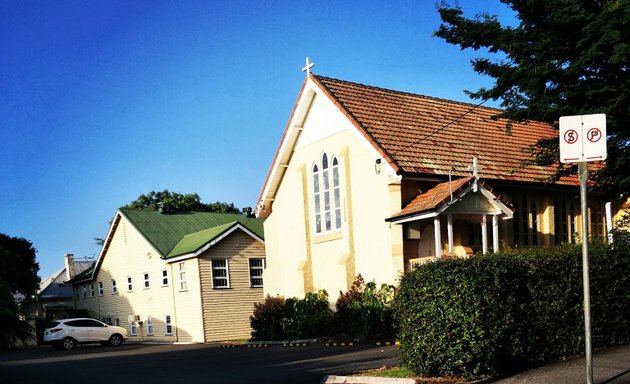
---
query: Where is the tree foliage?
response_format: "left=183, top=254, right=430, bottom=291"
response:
left=0, top=233, right=40, bottom=348
left=0, top=234, right=40, bottom=299
left=122, top=190, right=241, bottom=214
left=435, top=0, right=630, bottom=198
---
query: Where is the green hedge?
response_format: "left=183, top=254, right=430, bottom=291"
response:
left=393, top=242, right=630, bottom=379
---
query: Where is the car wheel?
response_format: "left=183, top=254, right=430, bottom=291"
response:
left=109, top=334, right=124, bottom=347
left=62, top=337, right=76, bottom=350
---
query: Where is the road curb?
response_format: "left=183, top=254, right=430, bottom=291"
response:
left=322, top=375, right=415, bottom=384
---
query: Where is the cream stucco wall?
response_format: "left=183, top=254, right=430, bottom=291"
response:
left=263, top=89, right=403, bottom=300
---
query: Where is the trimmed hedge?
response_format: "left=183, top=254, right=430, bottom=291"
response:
left=393, top=242, right=630, bottom=379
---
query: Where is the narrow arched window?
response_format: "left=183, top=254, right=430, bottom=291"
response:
left=312, top=164, right=321, bottom=234
left=531, top=201, right=539, bottom=245
left=522, top=196, right=529, bottom=246
left=513, top=199, right=520, bottom=246
left=332, top=157, right=341, bottom=230
left=570, top=204, right=576, bottom=243
left=322, top=153, right=331, bottom=232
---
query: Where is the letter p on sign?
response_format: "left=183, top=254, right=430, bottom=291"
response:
left=559, top=113, right=607, bottom=163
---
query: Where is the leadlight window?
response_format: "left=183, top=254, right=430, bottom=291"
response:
left=322, top=153, right=332, bottom=232
left=332, top=157, right=341, bottom=230
left=312, top=152, right=343, bottom=235
left=313, top=164, right=321, bottom=234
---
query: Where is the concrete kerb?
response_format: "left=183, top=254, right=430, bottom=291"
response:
left=216, top=339, right=400, bottom=348
left=322, top=376, right=415, bottom=384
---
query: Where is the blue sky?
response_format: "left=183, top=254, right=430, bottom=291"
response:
left=1, top=0, right=515, bottom=279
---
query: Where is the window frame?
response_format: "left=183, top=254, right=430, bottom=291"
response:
left=146, top=316, right=154, bottom=336
left=211, top=259, right=230, bottom=289
left=312, top=152, right=343, bottom=236
left=111, top=279, right=118, bottom=295
left=127, top=276, right=133, bottom=292
left=161, top=269, right=169, bottom=286
left=165, top=315, right=173, bottom=336
left=179, top=262, right=188, bottom=291
left=249, top=258, right=265, bottom=288
left=98, top=281, right=104, bottom=296
left=143, top=272, right=150, bottom=289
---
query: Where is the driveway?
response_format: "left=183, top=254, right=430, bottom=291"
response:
left=0, top=343, right=399, bottom=384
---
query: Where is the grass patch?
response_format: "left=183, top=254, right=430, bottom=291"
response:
left=356, top=366, right=468, bottom=383
left=356, top=366, right=416, bottom=378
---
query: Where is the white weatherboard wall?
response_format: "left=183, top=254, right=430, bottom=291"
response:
left=74, top=215, right=178, bottom=343
left=171, top=258, right=204, bottom=343
left=263, top=88, right=403, bottom=300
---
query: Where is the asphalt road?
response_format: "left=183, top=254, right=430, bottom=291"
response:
left=0, top=343, right=399, bottom=384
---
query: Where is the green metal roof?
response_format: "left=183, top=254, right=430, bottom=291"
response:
left=167, top=221, right=241, bottom=258
left=119, top=209, right=264, bottom=258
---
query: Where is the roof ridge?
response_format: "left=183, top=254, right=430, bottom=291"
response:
left=313, top=74, right=509, bottom=117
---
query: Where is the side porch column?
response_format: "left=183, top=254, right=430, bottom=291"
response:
left=481, top=214, right=488, bottom=254
left=447, top=213, right=454, bottom=256
left=493, top=214, right=500, bottom=252
left=434, top=216, right=442, bottom=258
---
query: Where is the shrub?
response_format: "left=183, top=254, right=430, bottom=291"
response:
left=250, top=295, right=286, bottom=340
left=335, top=275, right=396, bottom=339
left=393, top=242, right=630, bottom=379
left=281, top=290, right=332, bottom=339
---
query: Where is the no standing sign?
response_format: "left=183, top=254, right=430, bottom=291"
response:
left=559, top=112, right=606, bottom=384
left=559, top=113, right=607, bottom=163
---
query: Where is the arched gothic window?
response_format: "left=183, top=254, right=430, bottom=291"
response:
left=312, top=152, right=343, bottom=235
left=332, top=157, right=341, bottom=230
left=312, top=164, right=321, bottom=234
left=322, top=154, right=331, bottom=232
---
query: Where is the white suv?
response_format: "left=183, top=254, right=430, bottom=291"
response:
left=44, top=318, right=128, bottom=350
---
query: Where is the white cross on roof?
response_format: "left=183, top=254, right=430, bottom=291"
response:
left=302, top=57, right=315, bottom=74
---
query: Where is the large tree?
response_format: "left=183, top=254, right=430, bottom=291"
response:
left=0, top=233, right=40, bottom=348
left=122, top=190, right=241, bottom=214
left=435, top=0, right=630, bottom=198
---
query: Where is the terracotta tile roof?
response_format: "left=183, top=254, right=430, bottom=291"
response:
left=391, top=176, right=474, bottom=220
left=312, top=75, right=578, bottom=186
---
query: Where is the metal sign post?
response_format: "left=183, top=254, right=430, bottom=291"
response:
left=560, top=113, right=606, bottom=384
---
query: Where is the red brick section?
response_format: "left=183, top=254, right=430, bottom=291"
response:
left=390, top=176, right=474, bottom=220
left=312, top=75, right=579, bottom=186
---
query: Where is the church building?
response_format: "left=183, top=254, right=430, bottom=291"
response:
left=256, top=70, right=626, bottom=300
